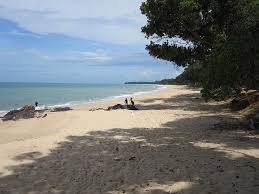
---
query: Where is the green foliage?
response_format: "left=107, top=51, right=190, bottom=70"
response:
left=158, top=63, right=203, bottom=85
left=175, top=63, right=203, bottom=84
left=141, top=0, right=259, bottom=100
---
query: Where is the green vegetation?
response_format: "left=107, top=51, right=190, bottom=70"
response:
left=159, top=64, right=202, bottom=85
left=141, top=0, right=259, bottom=100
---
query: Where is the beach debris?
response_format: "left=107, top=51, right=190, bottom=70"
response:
left=51, top=107, right=72, bottom=112
left=230, top=91, right=259, bottom=111
left=127, top=105, right=139, bottom=110
left=35, top=112, right=48, bottom=118
left=20, top=104, right=35, bottom=112
left=1, top=104, right=72, bottom=121
left=231, top=98, right=250, bottom=111
left=107, top=104, right=125, bottom=111
left=89, top=108, right=106, bottom=111
left=113, top=157, right=121, bottom=161
left=90, top=104, right=139, bottom=111
left=2, top=104, right=36, bottom=121
left=129, top=156, right=136, bottom=161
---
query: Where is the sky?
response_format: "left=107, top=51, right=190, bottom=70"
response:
left=0, top=0, right=183, bottom=83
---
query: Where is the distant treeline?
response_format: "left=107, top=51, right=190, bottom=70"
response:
left=124, top=82, right=158, bottom=84
left=159, top=63, right=203, bottom=86
left=125, top=63, right=203, bottom=86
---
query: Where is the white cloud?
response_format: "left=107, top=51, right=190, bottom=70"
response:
left=0, top=0, right=146, bottom=44
left=57, top=50, right=113, bottom=63
left=79, top=51, right=112, bottom=61
left=0, top=49, right=113, bottom=65
left=8, top=29, right=42, bottom=38
left=140, top=68, right=160, bottom=78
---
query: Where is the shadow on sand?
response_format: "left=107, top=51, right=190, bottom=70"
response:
left=137, top=93, right=228, bottom=113
left=0, top=90, right=258, bottom=194
left=0, top=120, right=259, bottom=193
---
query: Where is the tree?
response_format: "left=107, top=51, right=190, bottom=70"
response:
left=141, top=0, right=259, bottom=100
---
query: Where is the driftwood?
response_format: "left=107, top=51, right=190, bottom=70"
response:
left=51, top=107, right=72, bottom=112
left=89, top=108, right=106, bottom=111
left=2, top=104, right=72, bottom=121
left=2, top=104, right=36, bottom=121
left=107, top=104, right=125, bottom=111
left=127, top=105, right=138, bottom=110
left=230, top=91, right=259, bottom=111
left=89, top=104, right=139, bottom=112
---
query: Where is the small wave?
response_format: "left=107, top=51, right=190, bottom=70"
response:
left=0, top=110, right=8, bottom=117
left=94, top=84, right=167, bottom=102
left=45, top=85, right=166, bottom=108
left=0, top=85, right=167, bottom=113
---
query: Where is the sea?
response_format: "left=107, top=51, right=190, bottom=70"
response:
left=0, top=83, right=164, bottom=116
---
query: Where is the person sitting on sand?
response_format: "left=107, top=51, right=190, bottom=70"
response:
left=125, top=98, right=128, bottom=105
left=130, top=97, right=134, bottom=106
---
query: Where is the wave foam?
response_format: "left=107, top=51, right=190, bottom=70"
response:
left=0, top=110, right=8, bottom=117
left=0, top=85, right=167, bottom=113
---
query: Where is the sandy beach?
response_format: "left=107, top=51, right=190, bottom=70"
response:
left=0, top=85, right=258, bottom=194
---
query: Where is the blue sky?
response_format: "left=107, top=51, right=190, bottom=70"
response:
left=0, top=0, right=182, bottom=83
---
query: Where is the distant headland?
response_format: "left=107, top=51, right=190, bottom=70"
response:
left=124, top=78, right=185, bottom=85
left=124, top=81, right=159, bottom=84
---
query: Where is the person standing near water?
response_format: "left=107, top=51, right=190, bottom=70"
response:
left=125, top=98, right=128, bottom=105
left=130, top=98, right=134, bottom=106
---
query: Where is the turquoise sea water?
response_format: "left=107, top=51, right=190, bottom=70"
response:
left=0, top=83, right=163, bottom=114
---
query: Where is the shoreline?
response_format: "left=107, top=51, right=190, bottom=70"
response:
left=73, top=84, right=167, bottom=110
left=0, top=85, right=258, bottom=193
left=0, top=84, right=167, bottom=117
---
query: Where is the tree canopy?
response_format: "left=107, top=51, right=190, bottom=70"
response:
left=141, top=0, right=259, bottom=100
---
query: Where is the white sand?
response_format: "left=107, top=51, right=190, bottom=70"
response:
left=0, top=85, right=258, bottom=194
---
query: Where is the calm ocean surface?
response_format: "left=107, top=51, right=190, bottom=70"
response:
left=0, top=83, right=163, bottom=114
